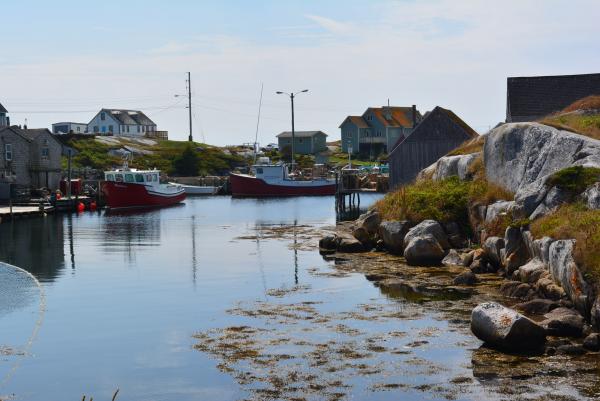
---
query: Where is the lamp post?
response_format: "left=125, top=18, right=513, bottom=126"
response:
left=276, top=89, right=308, bottom=170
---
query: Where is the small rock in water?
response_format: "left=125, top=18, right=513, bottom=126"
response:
left=319, top=235, right=338, bottom=250
left=471, top=302, right=546, bottom=351
left=453, top=270, right=479, bottom=286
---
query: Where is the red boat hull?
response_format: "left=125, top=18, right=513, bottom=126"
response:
left=101, top=181, right=186, bottom=209
left=229, top=173, right=336, bottom=197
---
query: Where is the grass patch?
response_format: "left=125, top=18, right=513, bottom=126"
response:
left=446, top=135, right=484, bottom=156
left=539, top=95, right=600, bottom=140
left=530, top=203, right=600, bottom=284
left=546, top=166, right=600, bottom=198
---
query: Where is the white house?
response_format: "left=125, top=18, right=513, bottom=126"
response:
left=52, top=122, right=88, bottom=134
left=88, top=108, right=157, bottom=137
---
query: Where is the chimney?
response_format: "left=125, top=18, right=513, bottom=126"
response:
left=412, top=105, right=417, bottom=128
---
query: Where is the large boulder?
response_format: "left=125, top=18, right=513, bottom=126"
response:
left=548, top=240, right=592, bottom=316
left=403, top=235, right=445, bottom=266
left=529, top=186, right=571, bottom=220
left=484, top=201, right=514, bottom=224
left=502, top=226, right=530, bottom=274
left=484, top=123, right=600, bottom=218
left=336, top=234, right=365, bottom=253
left=404, top=220, right=450, bottom=250
left=516, top=258, right=547, bottom=284
left=354, top=211, right=381, bottom=236
left=378, top=221, right=412, bottom=255
left=471, top=302, right=546, bottom=350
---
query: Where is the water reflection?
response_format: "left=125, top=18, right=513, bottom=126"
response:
left=0, top=216, right=65, bottom=282
left=101, top=208, right=162, bottom=262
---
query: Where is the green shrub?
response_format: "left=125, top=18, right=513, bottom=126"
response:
left=546, top=166, right=600, bottom=198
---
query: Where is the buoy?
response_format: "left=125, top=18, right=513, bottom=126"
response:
left=89, top=201, right=97, bottom=211
left=56, top=192, right=62, bottom=200
left=77, top=202, right=85, bottom=212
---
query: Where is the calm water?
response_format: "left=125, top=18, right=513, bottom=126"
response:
left=0, top=196, right=588, bottom=401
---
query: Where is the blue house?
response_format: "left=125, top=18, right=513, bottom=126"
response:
left=277, top=131, right=328, bottom=155
left=339, top=105, right=422, bottom=156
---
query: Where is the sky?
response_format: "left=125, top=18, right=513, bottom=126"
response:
left=1, top=0, right=599, bottom=145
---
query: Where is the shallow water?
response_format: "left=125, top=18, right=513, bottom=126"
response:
left=0, top=196, right=597, bottom=400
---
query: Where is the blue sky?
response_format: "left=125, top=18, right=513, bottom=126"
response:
left=1, top=0, right=599, bottom=144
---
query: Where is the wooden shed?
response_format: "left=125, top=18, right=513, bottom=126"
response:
left=388, top=107, right=477, bottom=189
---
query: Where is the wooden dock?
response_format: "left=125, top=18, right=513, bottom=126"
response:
left=0, top=204, right=54, bottom=222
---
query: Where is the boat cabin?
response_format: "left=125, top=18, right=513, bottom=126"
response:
left=253, top=164, right=289, bottom=180
left=104, top=169, right=160, bottom=185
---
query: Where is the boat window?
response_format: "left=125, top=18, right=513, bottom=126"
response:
left=135, top=174, right=144, bottom=183
left=106, top=174, right=114, bottom=181
left=115, top=174, right=123, bottom=182
left=256, top=167, right=263, bottom=174
left=125, top=174, right=134, bottom=183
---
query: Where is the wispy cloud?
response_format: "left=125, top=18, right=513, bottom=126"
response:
left=305, top=14, right=354, bottom=35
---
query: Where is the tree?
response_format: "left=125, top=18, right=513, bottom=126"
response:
left=173, top=145, right=200, bottom=176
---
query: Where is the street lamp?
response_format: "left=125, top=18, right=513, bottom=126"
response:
left=276, top=89, right=309, bottom=170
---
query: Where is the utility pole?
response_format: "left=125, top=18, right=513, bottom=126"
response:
left=290, top=93, right=295, bottom=168
left=187, top=72, right=193, bottom=142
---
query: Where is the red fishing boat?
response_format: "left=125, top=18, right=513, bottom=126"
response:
left=102, top=167, right=186, bottom=210
left=229, top=164, right=336, bottom=197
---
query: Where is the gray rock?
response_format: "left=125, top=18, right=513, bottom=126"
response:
left=404, top=235, right=445, bottom=266
left=500, top=281, right=533, bottom=299
left=548, top=240, right=592, bottom=316
left=443, top=221, right=468, bottom=249
left=319, top=235, right=337, bottom=250
left=471, top=302, right=546, bottom=350
left=337, top=235, right=365, bottom=253
left=484, top=123, right=600, bottom=218
left=517, top=258, right=547, bottom=284
left=470, top=259, right=497, bottom=274
left=591, top=295, right=600, bottom=331
left=354, top=211, right=381, bottom=236
left=532, top=237, right=554, bottom=265
left=442, top=249, right=463, bottom=266
left=429, top=153, right=480, bottom=181
left=453, top=270, right=479, bottom=286
left=483, top=236, right=505, bottom=267
left=514, top=299, right=559, bottom=315
left=485, top=201, right=514, bottom=224
left=530, top=186, right=571, bottom=220
left=378, top=221, right=411, bottom=255
left=503, top=226, right=530, bottom=274
left=541, top=307, right=585, bottom=337
left=352, top=226, right=372, bottom=246
left=583, top=182, right=600, bottom=209
left=583, top=333, right=600, bottom=351
left=556, top=344, right=586, bottom=355
left=404, top=220, right=450, bottom=250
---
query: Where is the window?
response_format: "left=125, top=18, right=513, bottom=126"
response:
left=76, top=126, right=80, bottom=132
left=106, top=174, right=115, bottom=181
left=299, top=138, right=303, bottom=143
left=108, top=125, right=113, bottom=133
left=135, top=174, right=144, bottom=183
left=127, top=126, right=130, bottom=133
left=137, top=126, right=140, bottom=133
left=115, top=174, right=124, bottom=182
left=124, top=174, right=134, bottom=183
left=142, top=126, right=146, bottom=132
left=153, top=174, right=158, bottom=182
left=101, top=126, right=106, bottom=133
left=94, top=126, right=99, bottom=133
left=146, top=174, right=153, bottom=182
left=41, top=147, right=49, bottom=159
left=4, top=144, right=12, bottom=161
left=256, top=167, right=263, bottom=174
left=101, top=112, right=106, bottom=121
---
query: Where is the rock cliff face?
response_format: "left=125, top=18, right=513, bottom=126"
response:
left=484, top=123, right=600, bottom=218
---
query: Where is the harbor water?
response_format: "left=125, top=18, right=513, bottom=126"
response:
left=0, top=196, right=597, bottom=400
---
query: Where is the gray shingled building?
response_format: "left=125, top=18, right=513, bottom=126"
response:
left=506, top=73, right=600, bottom=122
left=388, top=107, right=477, bottom=188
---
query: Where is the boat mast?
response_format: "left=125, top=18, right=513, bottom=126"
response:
left=187, top=72, right=193, bottom=142
left=253, top=83, right=264, bottom=165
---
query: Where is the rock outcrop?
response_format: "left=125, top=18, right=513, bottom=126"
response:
left=403, top=220, right=450, bottom=266
left=471, top=302, right=546, bottom=350
left=484, top=123, right=600, bottom=219
left=423, top=153, right=480, bottom=181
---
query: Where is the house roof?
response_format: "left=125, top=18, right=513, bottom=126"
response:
left=17, top=128, right=55, bottom=141
left=52, top=122, right=88, bottom=125
left=0, top=126, right=31, bottom=142
left=339, top=116, right=369, bottom=128
left=101, top=109, right=156, bottom=126
left=0, top=103, right=7, bottom=113
left=277, top=130, right=327, bottom=138
left=390, top=106, right=477, bottom=153
left=507, top=73, right=600, bottom=122
left=366, top=106, right=418, bottom=128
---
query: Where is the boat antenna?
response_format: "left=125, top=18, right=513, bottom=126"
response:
left=253, top=82, right=264, bottom=165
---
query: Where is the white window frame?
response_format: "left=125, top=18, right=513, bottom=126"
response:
left=4, top=144, right=12, bottom=161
